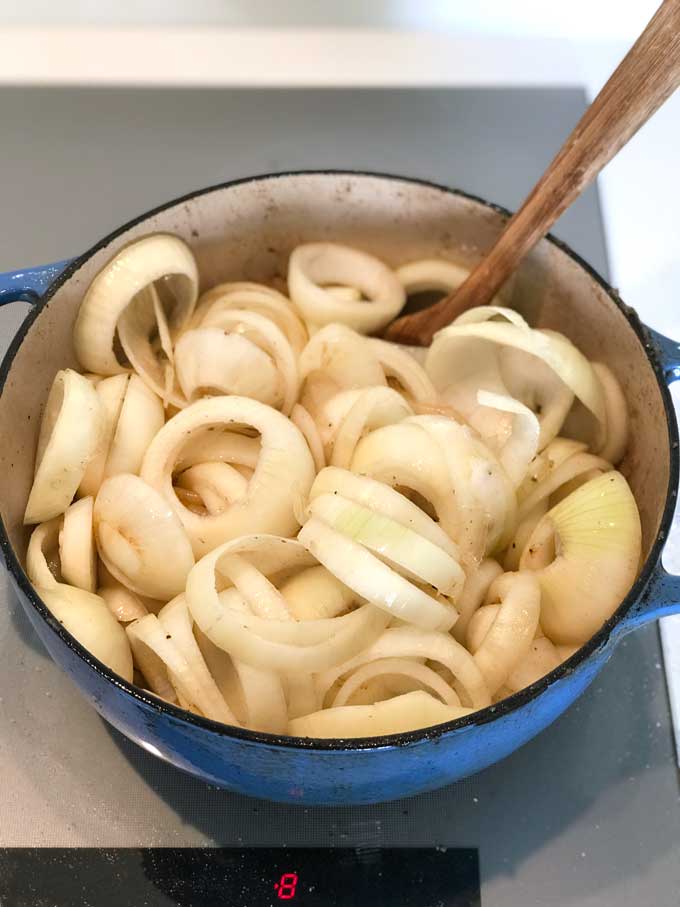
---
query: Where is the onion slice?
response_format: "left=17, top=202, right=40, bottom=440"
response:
left=78, top=373, right=128, bottom=498
left=288, top=690, right=473, bottom=738
left=185, top=535, right=388, bottom=673
left=308, top=493, right=465, bottom=599
left=310, top=467, right=461, bottom=560
left=279, top=565, right=355, bottom=620
left=198, top=308, right=298, bottom=414
left=331, top=657, right=461, bottom=708
left=520, top=472, right=641, bottom=644
left=299, top=323, right=386, bottom=388
left=26, top=518, right=62, bottom=589
left=99, top=580, right=150, bottom=623
left=289, top=243, right=405, bottom=334
left=330, top=386, right=413, bottom=469
left=94, top=473, right=195, bottom=600
left=291, top=403, right=326, bottom=472
left=73, top=233, right=198, bottom=376
left=59, top=496, right=97, bottom=592
left=470, top=571, right=540, bottom=695
left=141, top=396, right=315, bottom=557
left=25, top=369, right=103, bottom=524
left=427, top=307, right=605, bottom=426
left=156, top=595, right=238, bottom=724
left=395, top=258, right=473, bottom=294
left=38, top=582, right=133, bottom=681
left=298, top=516, right=457, bottom=631
left=104, top=375, right=165, bottom=478
left=475, top=391, right=540, bottom=486
left=316, top=625, right=490, bottom=710
left=367, top=338, right=436, bottom=402
left=452, top=558, right=504, bottom=644
left=193, top=281, right=307, bottom=354
left=175, top=328, right=280, bottom=407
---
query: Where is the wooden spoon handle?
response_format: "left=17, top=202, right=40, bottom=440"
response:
left=386, top=0, right=680, bottom=344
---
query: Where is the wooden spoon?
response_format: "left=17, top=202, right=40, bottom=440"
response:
left=383, top=0, right=680, bottom=346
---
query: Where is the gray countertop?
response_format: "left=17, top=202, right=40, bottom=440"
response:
left=0, top=87, right=678, bottom=907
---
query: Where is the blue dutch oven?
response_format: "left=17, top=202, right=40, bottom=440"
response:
left=0, top=171, right=678, bottom=805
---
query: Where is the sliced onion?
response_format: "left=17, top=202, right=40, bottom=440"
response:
left=286, top=673, right=321, bottom=719
left=313, top=388, right=364, bottom=453
left=517, top=451, right=612, bottom=522
left=503, top=501, right=547, bottom=571
left=520, top=472, right=641, bottom=644
left=289, top=242, right=405, bottom=334
left=498, top=346, right=575, bottom=450
left=452, top=558, right=504, bottom=644
left=325, top=285, right=361, bottom=301
left=74, top=234, right=198, bottom=376
left=218, top=554, right=291, bottom=620
left=156, top=595, right=238, bottom=724
left=78, top=374, right=128, bottom=497
left=198, top=309, right=298, bottom=414
left=470, top=571, right=540, bottom=695
left=127, top=607, right=235, bottom=724
left=99, top=580, right=149, bottom=623
left=26, top=518, right=62, bottom=589
left=291, top=403, right=326, bottom=472
left=140, top=396, right=315, bottom=557
left=59, top=496, right=97, bottom=592
left=466, top=604, right=500, bottom=654
left=504, top=637, right=562, bottom=694
left=395, top=258, right=473, bottom=294
left=289, top=690, right=472, bottom=738
left=104, top=374, right=165, bottom=478
left=408, top=415, right=517, bottom=560
left=213, top=590, right=288, bottom=732
left=94, top=474, right=195, bottom=600
left=331, top=657, right=461, bottom=708
left=298, top=516, right=457, bottom=631
left=279, top=565, right=356, bottom=620
left=175, top=327, right=282, bottom=406
left=299, top=323, right=386, bottom=388
left=193, top=281, right=307, bottom=354
left=25, top=369, right=103, bottom=524
left=351, top=421, right=461, bottom=544
left=330, top=387, right=413, bottom=469
left=367, top=338, right=436, bottom=402
left=308, top=493, right=465, bottom=600
left=185, top=535, right=388, bottom=673
left=427, top=309, right=603, bottom=442
left=176, top=430, right=261, bottom=472
left=475, top=391, right=540, bottom=486
left=310, top=467, right=461, bottom=560
left=517, top=438, right=588, bottom=502
left=176, top=462, right=248, bottom=515
left=592, top=363, right=628, bottom=463
left=38, top=582, right=133, bottom=681
left=316, top=626, right=490, bottom=710
left=562, top=362, right=629, bottom=463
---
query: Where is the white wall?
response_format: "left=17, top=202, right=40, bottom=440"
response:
left=0, top=0, right=660, bottom=39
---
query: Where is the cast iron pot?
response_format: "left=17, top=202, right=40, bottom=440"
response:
left=0, top=172, right=678, bottom=806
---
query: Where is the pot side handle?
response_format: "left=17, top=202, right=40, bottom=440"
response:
left=623, top=325, right=680, bottom=631
left=0, top=259, right=73, bottom=306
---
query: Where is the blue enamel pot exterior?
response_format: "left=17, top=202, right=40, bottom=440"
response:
left=0, top=172, right=678, bottom=806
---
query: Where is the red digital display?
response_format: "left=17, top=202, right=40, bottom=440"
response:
left=274, top=872, right=299, bottom=900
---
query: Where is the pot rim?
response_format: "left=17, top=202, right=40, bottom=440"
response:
left=1, top=169, right=677, bottom=752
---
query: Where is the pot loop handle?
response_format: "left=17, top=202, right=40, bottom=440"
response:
left=0, top=259, right=73, bottom=306
left=622, top=325, right=680, bottom=632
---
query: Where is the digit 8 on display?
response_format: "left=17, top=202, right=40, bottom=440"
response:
left=274, top=872, right=299, bottom=899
